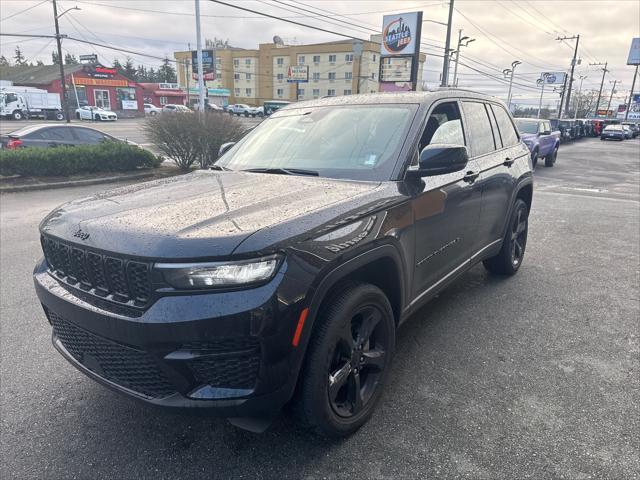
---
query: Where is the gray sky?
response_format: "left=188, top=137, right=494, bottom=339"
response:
left=1, top=0, right=638, bottom=108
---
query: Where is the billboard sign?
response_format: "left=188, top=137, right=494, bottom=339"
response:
left=287, top=65, right=309, bottom=83
left=191, top=49, right=215, bottom=81
left=541, top=72, right=566, bottom=84
left=627, top=38, right=640, bottom=65
left=381, top=12, right=420, bottom=56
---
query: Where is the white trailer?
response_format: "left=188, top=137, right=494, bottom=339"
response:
left=0, top=85, right=64, bottom=120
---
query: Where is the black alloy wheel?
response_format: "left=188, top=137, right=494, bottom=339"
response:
left=510, top=205, right=528, bottom=268
left=483, top=198, right=529, bottom=275
left=296, top=283, right=395, bottom=437
left=545, top=147, right=557, bottom=167
left=531, top=149, right=538, bottom=168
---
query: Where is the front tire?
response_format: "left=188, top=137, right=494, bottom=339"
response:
left=531, top=149, right=538, bottom=168
left=483, top=198, right=529, bottom=276
left=296, top=283, right=395, bottom=437
left=545, top=146, right=557, bottom=167
left=94, top=114, right=101, bottom=121
left=12, top=110, right=23, bottom=120
left=55, top=112, right=64, bottom=121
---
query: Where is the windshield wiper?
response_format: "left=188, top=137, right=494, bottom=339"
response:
left=210, top=164, right=231, bottom=171
left=242, top=167, right=319, bottom=176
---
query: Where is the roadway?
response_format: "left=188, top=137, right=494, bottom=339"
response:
left=1, top=137, right=638, bottom=479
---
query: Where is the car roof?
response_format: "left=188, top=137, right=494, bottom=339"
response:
left=277, top=89, right=505, bottom=111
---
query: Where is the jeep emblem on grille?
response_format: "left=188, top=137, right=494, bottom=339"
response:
left=73, top=228, right=90, bottom=240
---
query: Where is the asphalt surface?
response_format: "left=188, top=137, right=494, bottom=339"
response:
left=1, top=137, right=639, bottom=479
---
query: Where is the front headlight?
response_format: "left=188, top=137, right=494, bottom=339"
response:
left=155, top=255, right=282, bottom=289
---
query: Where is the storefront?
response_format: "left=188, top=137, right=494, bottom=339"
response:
left=184, top=87, right=230, bottom=108
left=139, top=83, right=187, bottom=107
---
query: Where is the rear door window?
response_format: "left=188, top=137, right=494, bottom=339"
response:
left=491, top=105, right=520, bottom=147
left=74, top=128, right=106, bottom=143
left=39, top=128, right=75, bottom=141
left=461, top=101, right=495, bottom=157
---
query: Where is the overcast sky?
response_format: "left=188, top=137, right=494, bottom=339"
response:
left=1, top=0, right=638, bottom=107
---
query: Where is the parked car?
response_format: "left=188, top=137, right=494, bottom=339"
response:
left=162, top=104, right=192, bottom=113
left=621, top=125, right=633, bottom=139
left=622, top=122, right=639, bottom=138
left=227, top=103, right=263, bottom=117
left=34, top=90, right=533, bottom=437
left=0, top=124, right=121, bottom=149
left=514, top=118, right=560, bottom=167
left=75, top=106, right=117, bottom=121
left=144, top=103, right=162, bottom=116
left=600, top=124, right=625, bottom=141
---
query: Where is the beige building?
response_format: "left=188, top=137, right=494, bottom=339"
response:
left=174, top=37, right=426, bottom=106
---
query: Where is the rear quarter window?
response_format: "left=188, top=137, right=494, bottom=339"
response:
left=491, top=105, right=520, bottom=147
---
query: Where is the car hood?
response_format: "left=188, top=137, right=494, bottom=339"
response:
left=40, top=170, right=382, bottom=259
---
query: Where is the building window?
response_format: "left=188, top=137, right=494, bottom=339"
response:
left=245, top=58, right=251, bottom=66
left=94, top=89, right=110, bottom=109
left=328, top=72, right=336, bottom=82
left=116, top=87, right=137, bottom=110
left=371, top=72, right=376, bottom=80
left=297, top=88, right=305, bottom=96
left=313, top=88, right=320, bottom=97
left=159, top=96, right=168, bottom=105
left=313, top=55, right=320, bottom=64
left=345, top=54, right=353, bottom=62
left=277, top=73, right=284, bottom=80
left=234, top=73, right=240, bottom=80
left=276, top=88, right=284, bottom=97
left=233, top=59, right=239, bottom=67
left=327, top=89, right=335, bottom=96
left=344, top=89, right=352, bottom=95
left=328, top=54, right=336, bottom=63
left=245, top=73, right=252, bottom=80
left=373, top=54, right=377, bottom=62
left=245, top=88, right=252, bottom=96
left=276, top=57, right=284, bottom=66
left=234, top=88, right=240, bottom=96
left=298, top=55, right=305, bottom=64
left=312, top=72, right=320, bottom=81
left=344, top=72, right=353, bottom=80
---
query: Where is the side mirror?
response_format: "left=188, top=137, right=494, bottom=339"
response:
left=219, top=142, right=235, bottom=156
left=541, top=130, right=551, bottom=135
left=407, top=144, right=469, bottom=178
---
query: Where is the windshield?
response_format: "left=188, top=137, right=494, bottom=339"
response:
left=217, top=104, right=417, bottom=181
left=514, top=119, right=538, bottom=134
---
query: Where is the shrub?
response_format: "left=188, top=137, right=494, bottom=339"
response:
left=144, top=111, right=245, bottom=171
left=0, top=141, right=162, bottom=177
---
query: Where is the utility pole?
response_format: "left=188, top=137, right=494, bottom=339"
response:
left=441, top=0, right=454, bottom=87
left=537, top=72, right=550, bottom=118
left=590, top=62, right=608, bottom=117
left=606, top=79, right=618, bottom=118
left=503, top=60, right=521, bottom=110
left=185, top=59, right=191, bottom=107
left=194, top=0, right=206, bottom=113
left=557, top=35, right=579, bottom=117
left=625, top=65, right=638, bottom=121
left=574, top=75, right=587, bottom=119
left=558, top=72, right=568, bottom=118
left=451, top=30, right=475, bottom=87
left=52, top=1, right=79, bottom=123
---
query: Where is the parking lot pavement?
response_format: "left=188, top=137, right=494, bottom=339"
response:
left=1, top=138, right=638, bottom=479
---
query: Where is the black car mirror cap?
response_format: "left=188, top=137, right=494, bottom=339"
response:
left=219, top=142, right=235, bottom=156
left=407, top=144, right=469, bottom=178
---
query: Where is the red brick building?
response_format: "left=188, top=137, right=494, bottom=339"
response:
left=139, top=83, right=187, bottom=107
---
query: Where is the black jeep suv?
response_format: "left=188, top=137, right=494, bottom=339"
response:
left=34, top=91, right=533, bottom=436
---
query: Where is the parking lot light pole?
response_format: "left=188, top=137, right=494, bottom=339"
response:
left=52, top=1, right=80, bottom=123
left=574, top=75, right=587, bottom=119
left=452, top=31, right=475, bottom=87
left=606, top=79, right=618, bottom=118
left=194, top=0, right=206, bottom=114
left=537, top=73, right=550, bottom=118
left=504, top=60, right=521, bottom=110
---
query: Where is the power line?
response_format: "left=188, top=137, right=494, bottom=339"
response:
left=0, top=0, right=48, bottom=23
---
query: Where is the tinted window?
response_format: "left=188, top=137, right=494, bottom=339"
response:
left=419, top=101, right=465, bottom=151
left=514, top=119, right=538, bottom=134
left=491, top=105, right=519, bottom=146
left=40, top=128, right=74, bottom=141
left=462, top=101, right=495, bottom=156
left=75, top=128, right=106, bottom=143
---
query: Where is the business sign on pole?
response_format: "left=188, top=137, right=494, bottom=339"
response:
left=627, top=38, right=640, bottom=65
left=191, top=49, right=215, bottom=81
left=79, top=54, right=97, bottom=63
left=287, top=65, right=309, bottom=83
left=379, top=11, right=422, bottom=91
left=627, top=93, right=640, bottom=120
left=541, top=72, right=566, bottom=85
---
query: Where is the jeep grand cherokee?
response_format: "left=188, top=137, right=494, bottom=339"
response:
left=34, top=91, right=533, bottom=436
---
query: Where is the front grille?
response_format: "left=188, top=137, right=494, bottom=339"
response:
left=49, top=311, right=175, bottom=399
left=189, top=354, right=260, bottom=389
left=41, top=235, right=152, bottom=306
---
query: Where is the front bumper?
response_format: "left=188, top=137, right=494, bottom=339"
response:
left=33, top=258, right=309, bottom=416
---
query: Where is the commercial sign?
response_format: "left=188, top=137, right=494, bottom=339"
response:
left=287, top=65, right=309, bottom=83
left=73, top=77, right=128, bottom=87
left=121, top=99, right=137, bottom=110
left=627, top=38, right=640, bottom=65
left=79, top=54, right=97, bottom=63
left=380, top=12, right=420, bottom=56
left=87, top=66, right=117, bottom=79
left=541, top=72, right=566, bottom=84
left=191, top=49, right=215, bottom=81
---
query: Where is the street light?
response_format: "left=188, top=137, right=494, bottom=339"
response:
left=574, top=75, right=587, bottom=119
left=451, top=31, right=475, bottom=87
left=56, top=5, right=80, bottom=19
left=537, top=72, right=551, bottom=118
left=504, top=60, right=521, bottom=110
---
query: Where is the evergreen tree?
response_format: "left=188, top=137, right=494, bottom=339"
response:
left=14, top=46, right=25, bottom=65
left=147, top=67, right=157, bottom=82
left=112, top=58, right=123, bottom=71
left=0, top=55, right=9, bottom=66
left=36, top=59, right=45, bottom=66
left=136, top=64, right=147, bottom=82
left=52, top=51, right=60, bottom=65
left=123, top=57, right=137, bottom=80
left=157, top=57, right=176, bottom=83
left=64, top=53, right=79, bottom=65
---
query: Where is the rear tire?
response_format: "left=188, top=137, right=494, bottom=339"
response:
left=545, top=146, right=557, bottom=167
left=296, top=282, right=395, bottom=437
left=483, top=199, right=529, bottom=276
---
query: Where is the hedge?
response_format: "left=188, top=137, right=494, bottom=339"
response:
left=0, top=141, right=163, bottom=177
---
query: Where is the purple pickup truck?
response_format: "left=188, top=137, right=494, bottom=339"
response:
left=514, top=118, right=561, bottom=168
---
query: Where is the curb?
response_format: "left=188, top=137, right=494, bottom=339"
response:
left=0, top=171, right=157, bottom=193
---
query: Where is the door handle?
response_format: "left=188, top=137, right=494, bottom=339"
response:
left=503, top=156, right=515, bottom=167
left=463, top=170, right=479, bottom=183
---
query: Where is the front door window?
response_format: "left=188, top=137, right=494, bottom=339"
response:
left=94, top=90, right=110, bottom=109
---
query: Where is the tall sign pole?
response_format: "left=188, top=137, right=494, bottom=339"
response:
left=625, top=65, right=638, bottom=120
left=557, top=72, right=568, bottom=118
left=625, top=38, right=640, bottom=120
left=441, top=0, right=454, bottom=87
left=194, top=0, right=206, bottom=113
